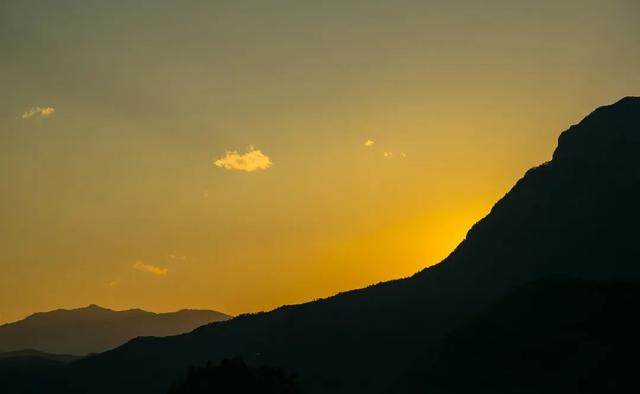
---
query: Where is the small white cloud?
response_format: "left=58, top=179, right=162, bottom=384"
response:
left=401, top=152, right=407, bottom=158
left=364, top=139, right=375, bottom=147
left=213, top=146, right=273, bottom=172
left=169, top=254, right=187, bottom=262
left=384, top=151, right=393, bottom=157
left=21, top=106, right=55, bottom=119
left=108, top=278, right=121, bottom=288
left=132, top=261, right=168, bottom=276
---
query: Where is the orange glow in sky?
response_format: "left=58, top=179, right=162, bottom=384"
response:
left=1, top=0, right=639, bottom=323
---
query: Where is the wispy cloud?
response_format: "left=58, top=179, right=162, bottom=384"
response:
left=383, top=151, right=408, bottom=158
left=21, top=106, right=55, bottom=119
left=132, top=261, right=168, bottom=276
left=169, top=254, right=187, bottom=262
left=108, top=278, right=121, bottom=287
left=364, top=139, right=375, bottom=147
left=213, top=146, right=273, bottom=172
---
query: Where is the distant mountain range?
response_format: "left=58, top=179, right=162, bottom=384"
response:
left=0, top=305, right=231, bottom=355
left=5, top=97, right=640, bottom=393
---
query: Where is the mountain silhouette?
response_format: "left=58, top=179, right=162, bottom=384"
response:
left=0, top=305, right=231, bottom=355
left=392, top=276, right=640, bottom=393
left=16, top=97, right=640, bottom=393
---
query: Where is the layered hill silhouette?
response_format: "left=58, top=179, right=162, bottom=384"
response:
left=13, top=97, right=640, bottom=393
left=0, top=349, right=79, bottom=365
left=0, top=349, right=81, bottom=389
left=0, top=305, right=231, bottom=355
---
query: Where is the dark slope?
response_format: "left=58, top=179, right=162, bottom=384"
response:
left=393, top=276, right=640, bottom=393
left=48, top=97, right=640, bottom=393
left=0, top=305, right=231, bottom=355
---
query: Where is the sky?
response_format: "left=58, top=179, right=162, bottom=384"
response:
left=1, top=0, right=639, bottom=324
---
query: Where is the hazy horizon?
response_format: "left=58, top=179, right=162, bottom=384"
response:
left=2, top=0, right=640, bottom=324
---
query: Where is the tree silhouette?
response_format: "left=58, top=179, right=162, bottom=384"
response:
left=167, top=358, right=301, bottom=394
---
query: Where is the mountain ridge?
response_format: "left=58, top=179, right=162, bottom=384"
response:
left=0, top=305, right=231, bottom=355
left=5, top=304, right=223, bottom=326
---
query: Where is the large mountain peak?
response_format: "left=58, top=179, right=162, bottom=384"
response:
left=552, top=96, right=640, bottom=167
left=16, top=97, right=640, bottom=394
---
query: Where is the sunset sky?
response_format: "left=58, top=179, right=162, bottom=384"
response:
left=1, top=0, right=639, bottom=323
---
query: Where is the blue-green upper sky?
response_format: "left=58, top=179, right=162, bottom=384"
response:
left=1, top=0, right=639, bottom=323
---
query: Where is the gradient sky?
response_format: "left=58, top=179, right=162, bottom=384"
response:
left=1, top=0, right=639, bottom=323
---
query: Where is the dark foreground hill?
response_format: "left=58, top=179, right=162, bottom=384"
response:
left=24, top=97, right=640, bottom=393
left=391, top=276, right=640, bottom=393
left=0, top=305, right=231, bottom=355
left=0, top=349, right=80, bottom=371
left=0, top=349, right=81, bottom=391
